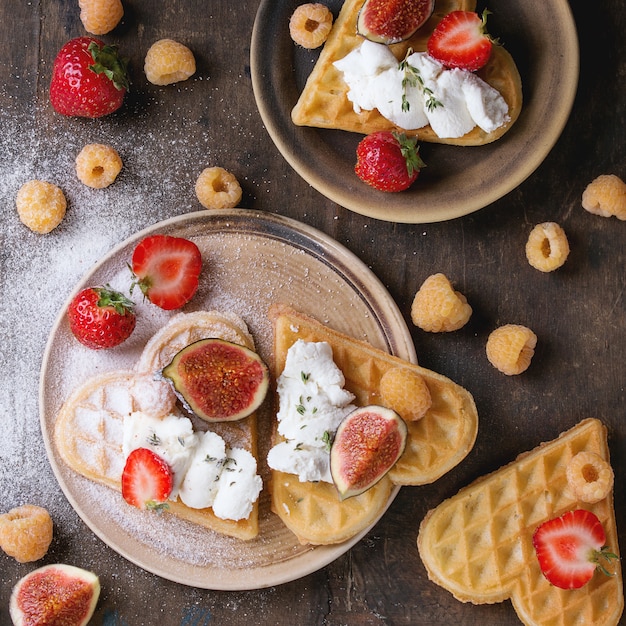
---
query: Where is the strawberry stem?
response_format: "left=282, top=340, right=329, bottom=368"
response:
left=88, top=41, right=130, bottom=91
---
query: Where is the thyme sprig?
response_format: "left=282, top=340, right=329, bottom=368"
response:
left=399, top=48, right=443, bottom=113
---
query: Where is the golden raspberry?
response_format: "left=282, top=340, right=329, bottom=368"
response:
left=581, top=174, right=626, bottom=220
left=379, top=367, right=431, bottom=422
left=0, top=505, right=53, bottom=563
left=486, top=324, right=537, bottom=375
left=16, top=180, right=67, bottom=234
left=195, top=167, right=242, bottom=209
left=289, top=3, right=334, bottom=49
left=566, top=451, right=614, bottom=504
left=525, top=222, right=570, bottom=272
left=144, top=39, right=196, bottom=86
left=411, top=273, right=472, bottom=332
left=79, top=0, right=124, bottom=35
left=76, top=143, right=123, bottom=189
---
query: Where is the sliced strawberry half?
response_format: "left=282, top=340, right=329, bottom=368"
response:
left=427, top=10, right=494, bottom=71
left=121, top=448, right=173, bottom=511
left=130, top=234, right=202, bottom=310
left=532, top=509, right=618, bottom=589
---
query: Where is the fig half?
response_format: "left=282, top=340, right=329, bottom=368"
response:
left=330, top=405, right=407, bottom=499
left=10, top=563, right=100, bottom=626
left=357, top=0, right=435, bottom=45
left=161, top=338, right=269, bottom=422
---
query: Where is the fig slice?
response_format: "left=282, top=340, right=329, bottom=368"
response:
left=357, top=0, right=435, bottom=45
left=330, top=405, right=407, bottom=499
left=161, top=338, right=269, bottom=422
left=10, top=563, right=100, bottom=626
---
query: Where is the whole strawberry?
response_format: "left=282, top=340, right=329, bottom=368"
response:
left=50, top=36, right=129, bottom=118
left=355, top=131, right=425, bottom=192
left=68, top=286, right=136, bottom=349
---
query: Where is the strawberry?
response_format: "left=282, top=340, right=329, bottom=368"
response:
left=355, top=131, right=425, bottom=192
left=427, top=10, right=494, bottom=71
left=532, top=509, right=618, bottom=589
left=357, top=0, right=435, bottom=45
left=121, top=448, right=173, bottom=511
left=67, top=286, right=136, bottom=350
left=130, top=235, right=202, bottom=310
left=50, top=36, right=129, bottom=118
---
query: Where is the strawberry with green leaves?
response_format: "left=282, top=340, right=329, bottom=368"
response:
left=50, top=36, right=129, bottom=118
left=427, top=10, right=494, bottom=72
left=67, top=286, right=136, bottom=350
left=355, top=131, right=425, bottom=192
left=130, top=234, right=202, bottom=310
left=121, top=448, right=173, bottom=511
left=532, top=509, right=618, bottom=589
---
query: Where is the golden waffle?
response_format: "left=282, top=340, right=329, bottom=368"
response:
left=268, top=304, right=478, bottom=544
left=55, top=312, right=261, bottom=540
left=417, top=418, right=623, bottom=626
left=136, top=310, right=255, bottom=374
left=291, top=0, right=523, bottom=145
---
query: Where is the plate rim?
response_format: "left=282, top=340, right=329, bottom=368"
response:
left=250, top=0, right=580, bottom=224
left=39, top=208, right=413, bottom=590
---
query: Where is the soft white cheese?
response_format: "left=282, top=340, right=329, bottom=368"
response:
left=122, top=412, right=262, bottom=519
left=267, top=340, right=356, bottom=483
left=123, top=411, right=197, bottom=499
left=212, top=447, right=263, bottom=521
left=178, top=431, right=227, bottom=510
left=333, top=41, right=510, bottom=138
left=267, top=440, right=334, bottom=483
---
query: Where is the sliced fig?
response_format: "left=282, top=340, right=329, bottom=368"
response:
left=10, top=563, right=100, bottom=626
left=357, top=0, right=435, bottom=45
left=161, top=338, right=269, bottom=422
left=330, top=405, right=407, bottom=499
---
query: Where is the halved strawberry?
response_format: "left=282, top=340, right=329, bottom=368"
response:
left=121, top=448, right=173, bottom=511
left=130, top=234, right=202, bottom=310
left=532, top=509, right=618, bottom=589
left=427, top=10, right=494, bottom=71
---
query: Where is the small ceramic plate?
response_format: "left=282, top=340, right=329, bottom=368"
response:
left=40, top=209, right=414, bottom=590
left=251, top=0, right=579, bottom=223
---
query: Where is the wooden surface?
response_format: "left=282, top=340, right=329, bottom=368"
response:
left=0, top=0, right=624, bottom=624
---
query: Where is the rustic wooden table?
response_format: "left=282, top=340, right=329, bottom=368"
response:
left=0, top=0, right=624, bottom=624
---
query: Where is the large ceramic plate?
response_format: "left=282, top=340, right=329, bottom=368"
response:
left=40, top=209, right=415, bottom=590
left=251, top=0, right=579, bottom=223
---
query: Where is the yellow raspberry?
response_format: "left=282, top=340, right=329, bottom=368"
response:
left=411, top=273, right=472, bottom=332
left=289, top=3, right=334, bottom=49
left=195, top=167, right=242, bottom=209
left=525, top=222, right=570, bottom=272
left=16, top=180, right=67, bottom=234
left=486, top=324, right=537, bottom=375
left=76, top=143, right=123, bottom=189
left=144, top=39, right=196, bottom=86
left=0, top=505, right=53, bottom=563
left=581, top=174, right=626, bottom=220
left=379, top=367, right=431, bottom=422
left=79, top=0, right=124, bottom=35
left=566, top=451, right=614, bottom=504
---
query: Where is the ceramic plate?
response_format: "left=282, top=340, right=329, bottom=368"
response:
left=251, top=0, right=579, bottom=223
left=40, top=209, right=415, bottom=590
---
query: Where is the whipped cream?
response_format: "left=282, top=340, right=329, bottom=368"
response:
left=122, top=412, right=262, bottom=520
left=333, top=40, right=509, bottom=138
left=267, top=340, right=356, bottom=483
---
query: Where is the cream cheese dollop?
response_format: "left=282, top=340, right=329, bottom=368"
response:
left=333, top=40, right=509, bottom=138
left=267, top=339, right=356, bottom=483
